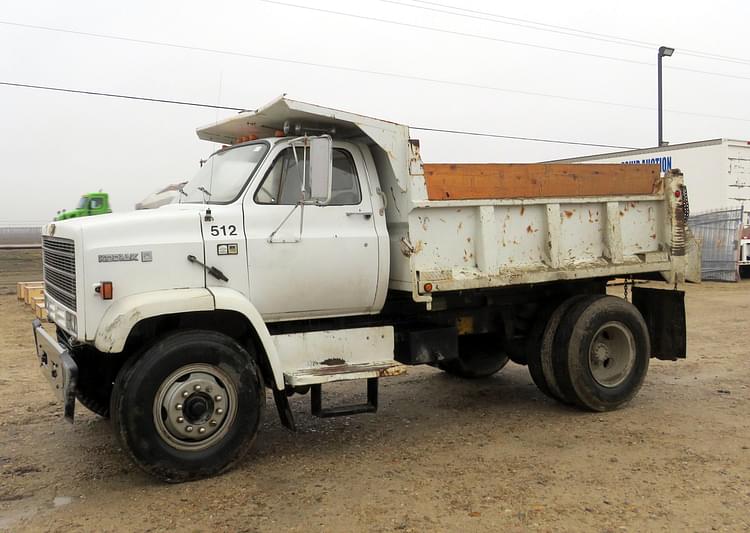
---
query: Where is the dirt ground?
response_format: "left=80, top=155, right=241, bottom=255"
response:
left=1, top=249, right=748, bottom=532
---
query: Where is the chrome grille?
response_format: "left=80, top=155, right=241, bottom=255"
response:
left=42, top=236, right=76, bottom=310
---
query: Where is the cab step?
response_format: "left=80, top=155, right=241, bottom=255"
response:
left=311, top=378, right=378, bottom=418
left=283, top=360, right=406, bottom=387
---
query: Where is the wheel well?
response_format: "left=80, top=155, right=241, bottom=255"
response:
left=123, top=310, right=274, bottom=387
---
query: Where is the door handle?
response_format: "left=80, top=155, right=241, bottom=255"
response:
left=346, top=211, right=373, bottom=219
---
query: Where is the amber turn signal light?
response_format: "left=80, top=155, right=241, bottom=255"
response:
left=96, top=281, right=113, bottom=300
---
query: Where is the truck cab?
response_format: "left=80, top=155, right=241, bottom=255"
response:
left=54, top=192, right=111, bottom=220
left=33, top=97, right=697, bottom=482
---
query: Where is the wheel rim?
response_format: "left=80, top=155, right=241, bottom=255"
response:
left=587, top=322, right=636, bottom=388
left=153, top=363, right=237, bottom=451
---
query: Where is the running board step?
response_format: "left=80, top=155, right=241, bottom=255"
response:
left=311, top=378, right=378, bottom=418
left=283, top=360, right=406, bottom=387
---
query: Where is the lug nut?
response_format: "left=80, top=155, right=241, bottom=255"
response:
left=198, top=427, right=206, bottom=434
left=194, top=384, right=202, bottom=391
left=216, top=408, right=224, bottom=415
left=210, top=420, right=218, bottom=426
left=175, top=403, right=183, bottom=410
left=186, top=426, right=193, bottom=432
left=182, top=391, right=189, bottom=398
left=215, top=395, right=222, bottom=402
left=177, top=416, right=184, bottom=423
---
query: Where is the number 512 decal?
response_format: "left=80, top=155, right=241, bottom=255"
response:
left=210, top=225, right=237, bottom=237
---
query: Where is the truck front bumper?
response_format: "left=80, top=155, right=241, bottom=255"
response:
left=32, top=319, right=78, bottom=422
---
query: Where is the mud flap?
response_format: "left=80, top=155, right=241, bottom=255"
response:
left=632, top=287, right=686, bottom=360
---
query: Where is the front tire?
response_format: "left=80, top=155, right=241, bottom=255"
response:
left=111, top=330, right=263, bottom=482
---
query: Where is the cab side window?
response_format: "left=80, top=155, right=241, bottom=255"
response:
left=330, top=150, right=361, bottom=206
left=255, top=147, right=361, bottom=206
left=89, top=198, right=101, bottom=209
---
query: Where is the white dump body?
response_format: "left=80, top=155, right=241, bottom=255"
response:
left=197, top=97, right=695, bottom=306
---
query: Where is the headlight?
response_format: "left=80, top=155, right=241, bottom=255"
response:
left=65, top=311, right=77, bottom=335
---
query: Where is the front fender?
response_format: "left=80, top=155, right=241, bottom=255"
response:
left=94, top=288, right=214, bottom=353
left=209, top=287, right=285, bottom=391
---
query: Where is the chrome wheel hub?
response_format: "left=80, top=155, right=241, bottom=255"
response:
left=153, top=364, right=237, bottom=451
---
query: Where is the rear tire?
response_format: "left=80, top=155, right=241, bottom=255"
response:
left=438, top=333, right=509, bottom=379
left=540, top=295, right=605, bottom=404
left=111, top=330, right=263, bottom=482
left=552, top=296, right=650, bottom=411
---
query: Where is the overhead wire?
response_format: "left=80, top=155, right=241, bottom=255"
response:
left=261, top=0, right=750, bottom=80
left=2, top=19, right=750, bottom=123
left=403, top=0, right=750, bottom=67
left=0, top=80, right=637, bottom=149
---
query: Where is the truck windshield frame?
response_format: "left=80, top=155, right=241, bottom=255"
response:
left=180, top=141, right=270, bottom=205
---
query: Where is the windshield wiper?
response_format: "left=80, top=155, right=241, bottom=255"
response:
left=197, top=186, right=212, bottom=197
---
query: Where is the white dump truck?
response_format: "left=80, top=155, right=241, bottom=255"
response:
left=34, top=97, right=697, bottom=482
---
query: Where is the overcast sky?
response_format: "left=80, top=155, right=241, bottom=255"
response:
left=1, top=0, right=749, bottom=224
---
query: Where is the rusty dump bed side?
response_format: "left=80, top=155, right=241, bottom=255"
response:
left=422, top=163, right=662, bottom=200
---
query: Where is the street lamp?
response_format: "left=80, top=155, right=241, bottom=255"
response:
left=658, top=46, right=675, bottom=147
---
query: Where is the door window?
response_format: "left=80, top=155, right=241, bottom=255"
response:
left=255, top=148, right=361, bottom=205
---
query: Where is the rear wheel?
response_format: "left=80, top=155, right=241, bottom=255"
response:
left=552, top=296, right=650, bottom=411
left=438, top=333, right=509, bottom=379
left=111, top=330, right=263, bottom=482
left=527, top=295, right=602, bottom=402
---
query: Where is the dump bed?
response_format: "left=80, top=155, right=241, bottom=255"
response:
left=394, top=156, right=691, bottom=303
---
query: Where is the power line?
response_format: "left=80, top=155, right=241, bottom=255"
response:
left=260, top=0, right=651, bottom=67
left=0, top=80, right=636, bottom=149
left=2, top=20, right=750, bottom=123
left=404, top=0, right=750, bottom=67
left=379, top=0, right=655, bottom=50
left=262, top=0, right=750, bottom=81
left=409, top=126, right=636, bottom=149
left=0, top=81, right=247, bottom=111
left=0, top=19, right=657, bottom=111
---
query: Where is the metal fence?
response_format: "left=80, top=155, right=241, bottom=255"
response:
left=0, top=226, right=42, bottom=248
left=688, top=207, right=745, bottom=282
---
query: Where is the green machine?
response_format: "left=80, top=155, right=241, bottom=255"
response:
left=54, top=192, right=111, bottom=220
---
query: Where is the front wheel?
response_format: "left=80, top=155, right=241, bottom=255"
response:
left=438, top=333, right=509, bottom=379
left=111, top=330, right=263, bottom=482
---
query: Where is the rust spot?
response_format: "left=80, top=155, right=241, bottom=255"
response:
left=320, top=358, right=346, bottom=366
left=526, top=224, right=533, bottom=233
left=563, top=210, right=574, bottom=218
left=467, top=237, right=472, bottom=242
left=619, top=211, right=625, bottom=217
left=650, top=233, right=657, bottom=239
left=520, top=206, right=525, bottom=216
left=379, top=365, right=407, bottom=377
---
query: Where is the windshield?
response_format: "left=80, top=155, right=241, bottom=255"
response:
left=76, top=197, right=88, bottom=209
left=180, top=142, right=269, bottom=204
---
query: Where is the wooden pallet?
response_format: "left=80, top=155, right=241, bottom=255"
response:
left=17, top=281, right=43, bottom=302
left=24, top=286, right=45, bottom=306
left=34, top=302, right=48, bottom=320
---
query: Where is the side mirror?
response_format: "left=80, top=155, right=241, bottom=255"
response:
left=308, top=136, right=332, bottom=204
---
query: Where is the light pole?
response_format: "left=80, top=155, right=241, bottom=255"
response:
left=658, top=46, right=675, bottom=147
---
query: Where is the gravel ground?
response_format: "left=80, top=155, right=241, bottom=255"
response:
left=1, top=249, right=748, bottom=532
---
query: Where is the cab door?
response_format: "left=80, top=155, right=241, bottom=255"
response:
left=243, top=142, right=380, bottom=319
